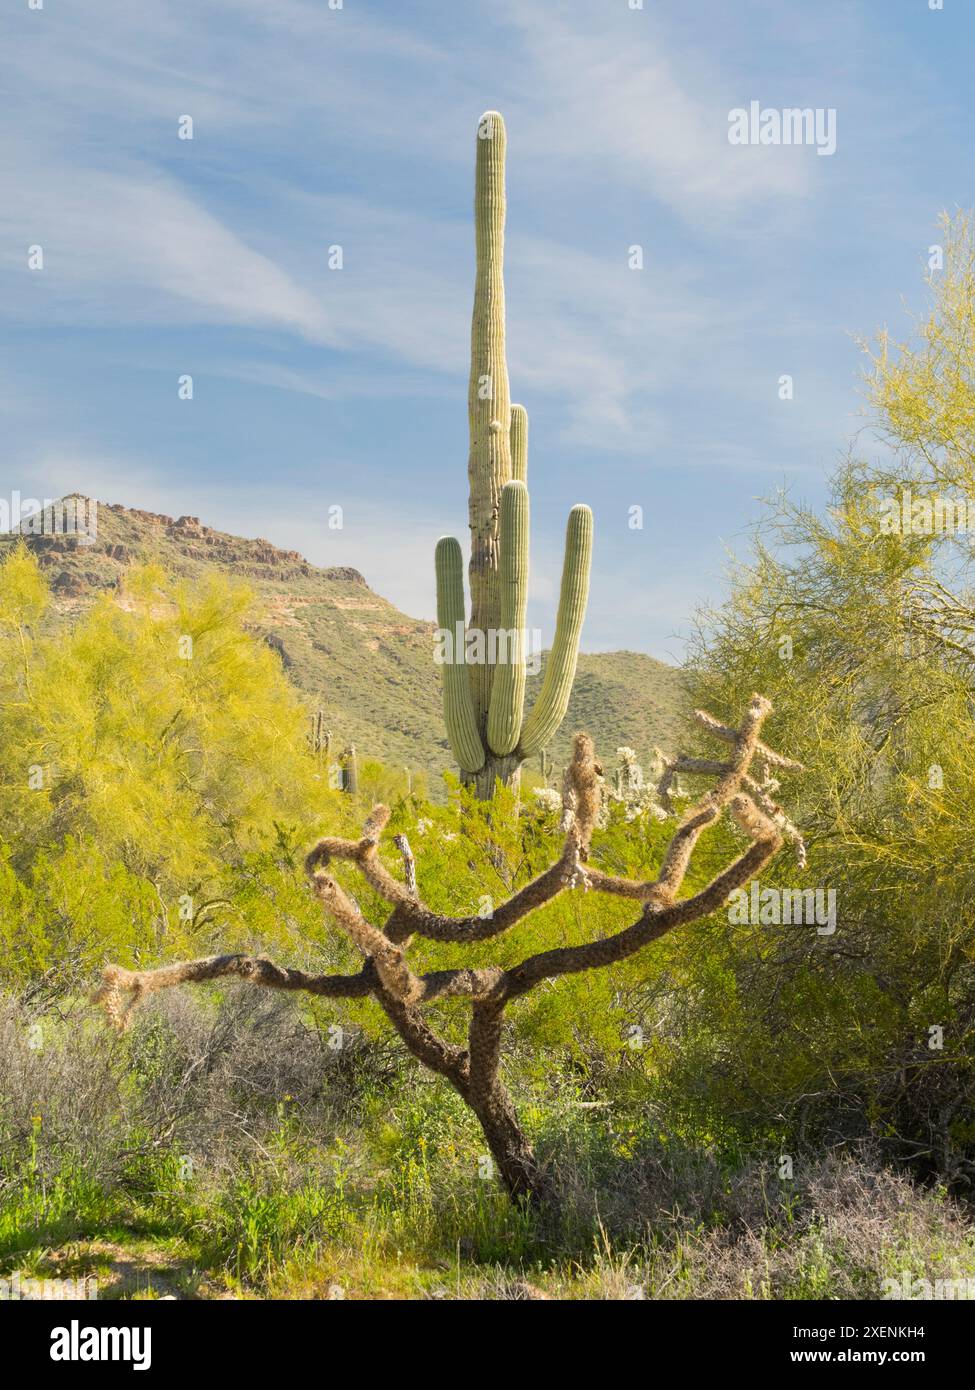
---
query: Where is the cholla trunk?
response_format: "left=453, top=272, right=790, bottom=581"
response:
left=468, top=1001, right=546, bottom=1200
left=471, top=1089, right=544, bottom=1201
left=374, top=974, right=543, bottom=1201
left=95, top=701, right=800, bottom=1212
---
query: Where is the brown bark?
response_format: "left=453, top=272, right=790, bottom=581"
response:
left=95, top=699, right=799, bottom=1208
left=468, top=1001, right=546, bottom=1201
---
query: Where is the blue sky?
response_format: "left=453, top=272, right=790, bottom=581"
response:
left=2, top=0, right=972, bottom=660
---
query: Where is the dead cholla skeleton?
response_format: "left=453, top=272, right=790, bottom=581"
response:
left=94, top=695, right=799, bottom=1203
left=657, top=709, right=807, bottom=868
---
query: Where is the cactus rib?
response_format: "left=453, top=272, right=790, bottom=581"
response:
left=487, top=480, right=530, bottom=755
left=519, top=504, right=593, bottom=756
left=510, top=404, right=528, bottom=485
left=435, top=536, right=485, bottom=772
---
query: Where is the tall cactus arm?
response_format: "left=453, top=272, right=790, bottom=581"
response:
left=486, top=480, right=530, bottom=756
left=510, top=404, right=528, bottom=485
left=467, top=110, right=512, bottom=724
left=435, top=537, right=485, bottom=773
left=519, top=504, right=593, bottom=757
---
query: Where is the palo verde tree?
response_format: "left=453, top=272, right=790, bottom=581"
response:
left=0, top=545, right=335, bottom=986
left=675, top=217, right=975, bottom=1169
left=95, top=694, right=799, bottom=1203
left=436, top=112, right=593, bottom=798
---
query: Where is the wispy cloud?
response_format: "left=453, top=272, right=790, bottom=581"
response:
left=1, top=0, right=966, bottom=652
left=498, top=0, right=812, bottom=216
left=0, top=0, right=856, bottom=447
left=1, top=153, right=329, bottom=337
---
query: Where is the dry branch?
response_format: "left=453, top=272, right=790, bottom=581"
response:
left=95, top=695, right=799, bottom=1202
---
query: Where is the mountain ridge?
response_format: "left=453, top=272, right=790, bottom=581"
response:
left=3, top=496, right=687, bottom=788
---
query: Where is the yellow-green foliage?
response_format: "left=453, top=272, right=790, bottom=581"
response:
left=0, top=549, right=343, bottom=981
left=863, top=210, right=975, bottom=481
left=0, top=545, right=703, bottom=1086
left=676, top=221, right=975, bottom=1159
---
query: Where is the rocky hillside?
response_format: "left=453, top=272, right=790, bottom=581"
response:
left=4, top=498, right=687, bottom=789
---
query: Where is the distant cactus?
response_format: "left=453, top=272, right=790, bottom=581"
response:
left=436, top=112, right=593, bottom=798
left=539, top=747, right=552, bottom=783
left=311, top=708, right=331, bottom=762
left=607, top=746, right=669, bottom=823
left=616, top=746, right=641, bottom=797
left=341, top=745, right=358, bottom=796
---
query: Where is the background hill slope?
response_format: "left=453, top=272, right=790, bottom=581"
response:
left=5, top=499, right=686, bottom=785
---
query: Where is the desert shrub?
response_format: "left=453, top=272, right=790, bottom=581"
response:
left=3, top=987, right=973, bottom=1298
left=672, top=221, right=975, bottom=1181
left=0, top=990, right=397, bottom=1208
left=0, top=549, right=351, bottom=988
left=651, top=1153, right=975, bottom=1300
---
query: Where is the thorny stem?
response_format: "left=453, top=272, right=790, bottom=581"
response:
left=95, top=695, right=797, bottom=1203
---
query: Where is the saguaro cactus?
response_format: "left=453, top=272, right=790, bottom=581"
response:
left=311, top=708, right=331, bottom=763
left=341, top=745, right=358, bottom=796
left=436, top=112, right=593, bottom=798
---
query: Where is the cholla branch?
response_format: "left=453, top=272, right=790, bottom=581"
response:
left=692, top=708, right=804, bottom=771
left=306, top=863, right=419, bottom=1002
left=393, top=834, right=417, bottom=898
left=94, top=693, right=798, bottom=1203
left=368, top=972, right=471, bottom=1093
left=667, top=757, right=807, bottom=868
left=560, top=732, right=601, bottom=852
left=92, top=956, right=371, bottom=1031
left=302, top=743, right=600, bottom=947
left=655, top=758, right=678, bottom=814
left=501, top=792, right=783, bottom=1000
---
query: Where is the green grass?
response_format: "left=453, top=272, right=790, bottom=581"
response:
left=4, top=1074, right=973, bottom=1301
